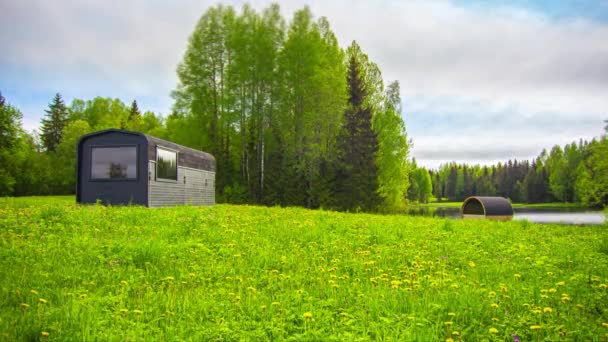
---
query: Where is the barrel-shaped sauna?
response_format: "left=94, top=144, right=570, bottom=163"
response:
left=461, top=196, right=513, bottom=221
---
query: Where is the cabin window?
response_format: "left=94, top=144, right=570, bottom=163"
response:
left=90, top=146, right=137, bottom=180
left=156, top=147, right=178, bottom=181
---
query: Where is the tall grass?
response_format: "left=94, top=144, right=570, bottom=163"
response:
left=1, top=196, right=607, bottom=340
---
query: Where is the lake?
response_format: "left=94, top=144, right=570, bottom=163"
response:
left=407, top=206, right=606, bottom=225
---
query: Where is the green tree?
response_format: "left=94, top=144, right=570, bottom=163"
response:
left=576, top=138, right=608, bottom=208
left=334, top=41, right=381, bottom=211
left=374, top=81, right=410, bottom=210
left=40, top=93, right=69, bottom=152
left=0, top=92, right=25, bottom=195
left=126, top=100, right=142, bottom=131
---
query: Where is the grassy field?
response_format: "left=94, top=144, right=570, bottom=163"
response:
left=1, top=196, right=607, bottom=340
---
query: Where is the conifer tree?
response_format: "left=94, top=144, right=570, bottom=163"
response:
left=334, top=41, right=380, bottom=211
left=40, top=93, right=69, bottom=152
left=127, top=100, right=142, bottom=131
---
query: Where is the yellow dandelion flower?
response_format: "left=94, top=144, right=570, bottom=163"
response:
left=189, top=273, right=196, bottom=278
left=41, top=332, right=49, bottom=337
left=448, top=312, right=456, bottom=317
left=576, top=304, right=584, bottom=309
left=547, top=272, right=554, bottom=276
left=30, top=290, right=38, bottom=295
left=271, top=302, right=280, bottom=306
left=514, top=274, right=521, bottom=278
left=599, top=284, right=608, bottom=289
left=120, top=280, right=128, bottom=286
left=491, top=303, right=499, bottom=308
left=444, top=321, right=453, bottom=326
left=549, top=288, right=557, bottom=293
left=533, top=309, right=541, bottom=314
left=561, top=296, right=570, bottom=303
left=452, top=331, right=460, bottom=335
left=488, top=291, right=496, bottom=298
left=492, top=317, right=499, bottom=322
left=468, top=261, right=476, bottom=268
left=261, top=305, right=267, bottom=310
left=120, top=308, right=128, bottom=313
left=543, top=307, right=553, bottom=313
left=304, top=312, right=313, bottom=320
left=489, top=327, right=498, bottom=334
left=38, top=298, right=47, bottom=304
left=164, top=276, right=174, bottom=281
left=556, top=281, right=565, bottom=286
left=235, top=296, right=241, bottom=302
left=530, top=325, right=541, bottom=330
left=602, top=322, right=608, bottom=327
left=446, top=338, right=454, bottom=342
left=133, top=309, right=143, bottom=315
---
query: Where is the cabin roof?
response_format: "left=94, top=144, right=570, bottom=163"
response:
left=78, top=129, right=215, bottom=163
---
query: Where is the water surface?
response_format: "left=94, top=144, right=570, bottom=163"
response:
left=407, top=206, right=606, bottom=225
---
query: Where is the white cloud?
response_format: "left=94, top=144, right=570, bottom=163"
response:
left=1, top=0, right=606, bottom=168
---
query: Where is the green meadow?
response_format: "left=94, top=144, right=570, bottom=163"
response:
left=1, top=197, right=607, bottom=341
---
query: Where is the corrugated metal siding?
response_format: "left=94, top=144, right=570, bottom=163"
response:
left=148, top=161, right=215, bottom=207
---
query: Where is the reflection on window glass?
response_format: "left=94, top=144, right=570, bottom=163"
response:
left=157, top=147, right=177, bottom=180
left=91, top=146, right=137, bottom=180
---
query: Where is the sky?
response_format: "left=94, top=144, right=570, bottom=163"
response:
left=1, top=0, right=607, bottom=169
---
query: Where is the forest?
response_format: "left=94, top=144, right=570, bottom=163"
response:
left=0, top=4, right=607, bottom=210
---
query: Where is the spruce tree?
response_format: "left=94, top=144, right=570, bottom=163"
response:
left=40, top=93, right=69, bottom=152
left=127, top=100, right=142, bottom=131
left=334, top=41, right=380, bottom=211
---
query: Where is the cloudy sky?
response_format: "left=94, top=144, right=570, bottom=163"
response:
left=1, top=0, right=607, bottom=169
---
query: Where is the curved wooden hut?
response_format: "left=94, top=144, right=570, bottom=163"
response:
left=76, top=129, right=215, bottom=207
left=461, top=196, right=513, bottom=221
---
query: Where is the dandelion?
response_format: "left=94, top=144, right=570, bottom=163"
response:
left=235, top=296, right=241, bottom=302
left=548, top=288, right=557, bottom=293
left=489, top=327, right=498, bottom=334
left=120, top=308, right=128, bottom=313
left=30, top=290, right=38, bottom=295
left=261, top=305, right=267, bottom=310
left=469, top=261, right=476, bottom=268
left=492, top=317, right=499, bottom=322
left=133, top=309, right=143, bottom=315
left=446, top=338, right=454, bottom=342
left=164, top=276, right=175, bottom=281
left=41, top=332, right=49, bottom=337
left=488, top=291, right=496, bottom=298
left=599, top=284, right=607, bottom=289
left=556, top=281, right=565, bottom=287
left=444, top=321, right=453, bottom=326
left=491, top=303, right=499, bottom=308
left=120, top=280, right=128, bottom=286
left=271, top=302, right=280, bottom=306
left=514, top=274, right=521, bottom=279
left=448, top=312, right=456, bottom=317
left=530, top=325, right=541, bottom=330
left=452, top=331, right=460, bottom=336
left=602, top=322, right=608, bottom=327
left=304, top=312, right=313, bottom=320
left=20, top=303, right=29, bottom=308
left=543, top=307, right=553, bottom=313
left=38, top=298, right=47, bottom=304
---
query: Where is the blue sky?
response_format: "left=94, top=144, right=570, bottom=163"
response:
left=1, top=0, right=607, bottom=169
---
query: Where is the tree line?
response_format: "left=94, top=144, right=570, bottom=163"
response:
left=430, top=133, right=608, bottom=208
left=1, top=3, right=606, bottom=210
left=0, top=4, right=413, bottom=211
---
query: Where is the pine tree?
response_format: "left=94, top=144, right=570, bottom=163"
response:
left=40, top=93, right=69, bottom=152
left=127, top=100, right=142, bottom=131
left=334, top=41, right=380, bottom=211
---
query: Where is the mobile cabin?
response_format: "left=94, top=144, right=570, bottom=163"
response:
left=76, top=129, right=215, bottom=207
left=461, top=196, right=513, bottom=221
